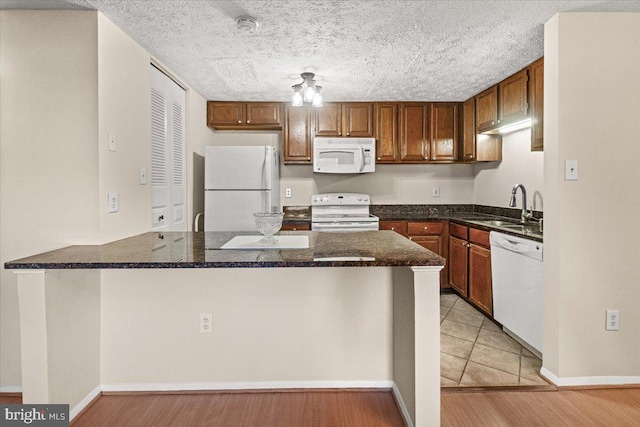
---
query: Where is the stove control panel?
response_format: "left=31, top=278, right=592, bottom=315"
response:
left=311, top=193, right=371, bottom=206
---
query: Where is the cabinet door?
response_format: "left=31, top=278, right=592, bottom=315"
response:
left=475, top=86, right=498, bottom=132
left=469, top=244, right=492, bottom=316
left=207, top=102, right=244, bottom=127
left=430, top=103, right=459, bottom=161
left=399, top=103, right=429, bottom=162
left=379, top=220, right=407, bottom=236
left=410, top=235, right=448, bottom=288
left=462, top=98, right=476, bottom=161
left=245, top=102, right=282, bottom=126
left=529, top=58, right=544, bottom=151
left=343, top=103, right=374, bottom=137
left=498, top=69, right=529, bottom=125
left=314, top=103, right=343, bottom=136
left=449, top=236, right=468, bottom=297
left=374, top=103, right=399, bottom=162
left=283, top=105, right=312, bottom=164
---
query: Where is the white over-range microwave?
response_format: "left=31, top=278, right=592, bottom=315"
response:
left=313, top=137, right=376, bottom=174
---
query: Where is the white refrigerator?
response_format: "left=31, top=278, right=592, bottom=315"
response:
left=204, top=145, right=280, bottom=231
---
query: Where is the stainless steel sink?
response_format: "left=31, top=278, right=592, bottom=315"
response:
left=483, top=220, right=520, bottom=227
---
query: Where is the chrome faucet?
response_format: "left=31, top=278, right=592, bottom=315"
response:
left=509, top=183, right=532, bottom=224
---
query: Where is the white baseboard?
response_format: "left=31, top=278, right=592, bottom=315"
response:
left=70, top=385, right=101, bottom=421
left=101, top=380, right=394, bottom=393
left=391, top=383, right=414, bottom=427
left=0, top=385, right=22, bottom=393
left=541, top=367, right=640, bottom=387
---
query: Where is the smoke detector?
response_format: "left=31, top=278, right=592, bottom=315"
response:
left=235, top=15, right=259, bottom=33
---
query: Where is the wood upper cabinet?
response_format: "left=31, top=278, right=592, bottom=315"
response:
left=313, top=103, right=342, bottom=136
left=430, top=103, right=459, bottom=161
left=283, top=105, right=313, bottom=164
left=314, top=103, right=374, bottom=137
left=529, top=58, right=544, bottom=151
left=399, top=103, right=430, bottom=162
left=498, top=68, right=529, bottom=125
left=374, top=103, right=399, bottom=162
left=342, top=103, right=374, bottom=137
left=207, top=102, right=282, bottom=129
left=449, top=236, right=469, bottom=297
left=475, top=86, right=498, bottom=132
left=462, top=98, right=476, bottom=161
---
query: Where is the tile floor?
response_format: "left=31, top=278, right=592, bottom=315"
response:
left=440, top=293, right=549, bottom=387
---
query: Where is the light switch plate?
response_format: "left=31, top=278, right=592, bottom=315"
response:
left=432, top=186, right=440, bottom=198
left=139, top=167, right=147, bottom=185
left=565, top=160, right=578, bottom=181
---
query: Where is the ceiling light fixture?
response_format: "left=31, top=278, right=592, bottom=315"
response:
left=291, top=72, right=323, bottom=107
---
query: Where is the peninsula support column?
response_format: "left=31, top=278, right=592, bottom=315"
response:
left=15, top=269, right=101, bottom=418
left=393, top=265, right=442, bottom=427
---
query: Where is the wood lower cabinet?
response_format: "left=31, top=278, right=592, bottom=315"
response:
left=280, top=223, right=311, bottom=231
left=379, top=220, right=407, bottom=236
left=529, top=58, right=544, bottom=151
left=207, top=102, right=282, bottom=129
left=448, top=223, right=493, bottom=316
left=448, top=236, right=469, bottom=297
left=283, top=105, right=313, bottom=164
left=407, top=221, right=448, bottom=289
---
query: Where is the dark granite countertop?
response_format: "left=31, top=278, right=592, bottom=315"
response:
left=4, top=231, right=445, bottom=270
left=283, top=204, right=543, bottom=243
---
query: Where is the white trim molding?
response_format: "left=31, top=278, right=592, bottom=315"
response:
left=101, top=380, right=395, bottom=393
left=541, top=367, right=640, bottom=387
left=70, top=386, right=101, bottom=421
left=391, top=382, right=414, bottom=427
left=0, top=386, right=22, bottom=393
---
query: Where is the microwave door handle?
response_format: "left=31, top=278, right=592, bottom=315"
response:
left=359, top=146, right=365, bottom=172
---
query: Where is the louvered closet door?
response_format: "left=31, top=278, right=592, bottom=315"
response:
left=150, top=65, right=186, bottom=232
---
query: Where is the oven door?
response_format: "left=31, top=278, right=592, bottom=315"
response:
left=311, top=221, right=379, bottom=232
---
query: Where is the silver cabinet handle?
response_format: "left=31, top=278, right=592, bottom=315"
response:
left=247, top=120, right=251, bottom=124
left=238, top=120, right=242, bottom=124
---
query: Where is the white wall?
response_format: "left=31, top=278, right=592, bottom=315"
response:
left=100, top=268, right=393, bottom=385
left=0, top=10, right=101, bottom=389
left=474, top=129, right=544, bottom=210
left=205, top=132, right=475, bottom=206
left=97, top=14, right=152, bottom=242
left=543, top=12, right=640, bottom=383
left=0, top=10, right=217, bottom=392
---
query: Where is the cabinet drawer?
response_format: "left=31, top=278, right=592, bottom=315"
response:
left=380, top=221, right=407, bottom=235
left=450, top=222, right=468, bottom=240
left=407, top=221, right=444, bottom=236
left=469, top=228, right=490, bottom=248
left=280, top=223, right=310, bottom=231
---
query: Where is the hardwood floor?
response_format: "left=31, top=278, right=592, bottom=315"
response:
left=72, top=390, right=406, bottom=427
left=442, top=387, right=640, bottom=426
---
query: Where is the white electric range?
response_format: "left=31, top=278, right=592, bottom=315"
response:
left=310, top=193, right=379, bottom=232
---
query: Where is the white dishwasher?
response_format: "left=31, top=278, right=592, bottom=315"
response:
left=490, top=231, right=543, bottom=356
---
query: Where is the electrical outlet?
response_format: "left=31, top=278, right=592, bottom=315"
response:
left=606, top=310, right=620, bottom=331
left=108, top=133, right=117, bottom=152
left=200, top=313, right=212, bottom=333
left=285, top=188, right=292, bottom=198
left=432, top=186, right=440, bottom=198
left=107, top=192, right=119, bottom=213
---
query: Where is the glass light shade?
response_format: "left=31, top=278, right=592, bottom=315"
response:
left=312, top=86, right=323, bottom=107
left=303, top=83, right=315, bottom=102
left=292, top=91, right=303, bottom=107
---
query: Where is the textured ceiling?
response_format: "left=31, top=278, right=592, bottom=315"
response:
left=3, top=0, right=640, bottom=102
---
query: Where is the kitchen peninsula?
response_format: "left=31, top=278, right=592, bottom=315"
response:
left=6, top=230, right=444, bottom=427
